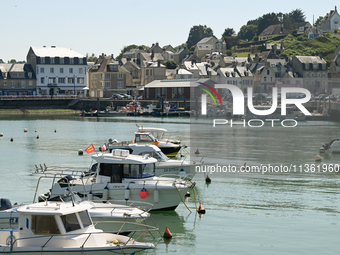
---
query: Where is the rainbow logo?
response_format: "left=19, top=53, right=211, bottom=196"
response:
left=199, top=82, right=222, bottom=107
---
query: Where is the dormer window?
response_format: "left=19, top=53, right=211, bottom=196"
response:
left=28, top=72, right=32, bottom=78
left=40, top=57, right=45, bottom=64
left=69, top=58, right=74, bottom=64
left=50, top=58, right=55, bottom=64
left=305, top=62, right=309, bottom=69
left=60, top=58, right=64, bottom=64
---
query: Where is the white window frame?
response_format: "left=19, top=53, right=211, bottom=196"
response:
left=117, top=81, right=123, bottom=89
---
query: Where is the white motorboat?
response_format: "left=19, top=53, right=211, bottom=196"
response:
left=123, top=143, right=202, bottom=178
left=0, top=193, right=151, bottom=235
left=136, top=124, right=182, bottom=145
left=44, top=149, right=194, bottom=211
left=108, top=131, right=184, bottom=157
left=0, top=200, right=154, bottom=254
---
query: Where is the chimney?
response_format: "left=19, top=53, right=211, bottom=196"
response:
left=156, top=42, right=159, bottom=46
left=152, top=43, right=155, bottom=47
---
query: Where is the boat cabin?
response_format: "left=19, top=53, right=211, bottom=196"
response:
left=134, top=131, right=159, bottom=145
left=137, top=126, right=167, bottom=140
left=92, top=149, right=157, bottom=184
left=1, top=202, right=102, bottom=247
left=126, top=144, right=169, bottom=162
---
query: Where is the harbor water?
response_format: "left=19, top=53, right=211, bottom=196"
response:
left=0, top=114, right=340, bottom=254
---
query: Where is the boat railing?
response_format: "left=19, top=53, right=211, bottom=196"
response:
left=3, top=225, right=159, bottom=252
left=108, top=140, right=134, bottom=147
left=85, top=199, right=154, bottom=213
left=33, top=164, right=91, bottom=178
left=157, top=173, right=194, bottom=182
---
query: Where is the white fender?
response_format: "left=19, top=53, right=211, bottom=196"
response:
left=125, top=187, right=130, bottom=201
left=154, top=190, right=159, bottom=203
left=102, top=185, right=109, bottom=200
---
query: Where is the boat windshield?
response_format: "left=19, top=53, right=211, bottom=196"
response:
left=123, top=163, right=155, bottom=178
left=61, top=213, right=81, bottom=232
left=31, top=215, right=59, bottom=235
left=78, top=210, right=92, bottom=228
left=135, top=133, right=156, bottom=142
left=138, top=151, right=168, bottom=162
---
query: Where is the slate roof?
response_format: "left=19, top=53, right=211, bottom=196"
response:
left=30, top=46, right=85, bottom=58
left=259, top=24, right=289, bottom=37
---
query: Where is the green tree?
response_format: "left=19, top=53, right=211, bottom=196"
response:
left=288, top=8, right=306, bottom=23
left=314, top=16, right=323, bottom=26
left=86, top=53, right=98, bottom=62
left=238, top=25, right=257, bottom=41
left=257, top=12, right=280, bottom=35
left=115, top=44, right=149, bottom=61
left=223, top=36, right=240, bottom=49
left=164, top=60, right=178, bottom=69
left=8, top=59, right=17, bottom=63
left=0, top=59, right=4, bottom=63
left=186, top=25, right=215, bottom=49
left=222, top=28, right=235, bottom=37
left=282, top=14, right=297, bottom=31
left=174, top=43, right=187, bottom=52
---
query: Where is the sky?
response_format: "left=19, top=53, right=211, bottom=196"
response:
left=1, top=0, right=337, bottom=63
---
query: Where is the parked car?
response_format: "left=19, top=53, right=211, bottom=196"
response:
left=119, top=93, right=132, bottom=99
left=296, top=93, right=306, bottom=99
left=136, top=95, right=143, bottom=100
left=111, top=94, right=124, bottom=99
left=315, top=94, right=326, bottom=100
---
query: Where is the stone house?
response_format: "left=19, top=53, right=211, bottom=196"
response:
left=319, top=6, right=340, bottom=32
left=258, top=24, right=289, bottom=41
left=291, top=56, right=328, bottom=93
left=194, top=37, right=226, bottom=59
left=0, top=63, right=36, bottom=96
left=88, top=55, right=133, bottom=98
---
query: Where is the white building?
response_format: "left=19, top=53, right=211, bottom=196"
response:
left=26, top=46, right=90, bottom=95
left=320, top=6, right=340, bottom=32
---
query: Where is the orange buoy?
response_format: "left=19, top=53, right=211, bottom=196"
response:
left=195, top=148, right=199, bottom=154
left=24, top=128, right=27, bottom=132
left=10, top=137, right=13, bottom=142
left=139, top=188, right=147, bottom=199
left=185, top=191, right=190, bottom=197
left=163, top=225, right=172, bottom=239
left=205, top=175, right=211, bottom=183
left=197, top=202, right=206, bottom=214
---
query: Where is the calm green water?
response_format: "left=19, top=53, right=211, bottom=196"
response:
left=0, top=114, right=340, bottom=254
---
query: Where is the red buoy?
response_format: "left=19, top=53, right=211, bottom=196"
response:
left=163, top=225, right=172, bottom=239
left=10, top=138, right=13, bottom=142
left=197, top=202, right=206, bottom=214
left=139, top=188, right=147, bottom=199
left=36, top=135, right=39, bottom=139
